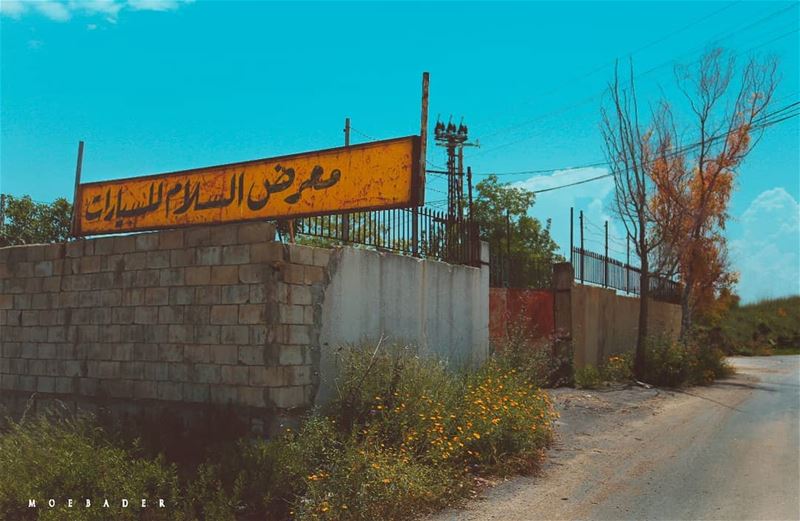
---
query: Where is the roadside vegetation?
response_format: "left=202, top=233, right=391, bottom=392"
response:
left=0, top=341, right=559, bottom=521
left=700, top=296, right=800, bottom=356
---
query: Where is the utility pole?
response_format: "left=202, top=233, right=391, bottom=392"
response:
left=604, top=220, right=609, bottom=288
left=342, top=117, right=351, bottom=243
left=434, top=116, right=478, bottom=222
left=579, top=210, right=584, bottom=285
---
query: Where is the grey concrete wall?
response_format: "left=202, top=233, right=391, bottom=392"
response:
left=0, top=223, right=489, bottom=428
left=570, top=284, right=682, bottom=368
left=316, top=244, right=489, bottom=402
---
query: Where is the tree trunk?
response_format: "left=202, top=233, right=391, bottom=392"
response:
left=679, top=279, right=693, bottom=343
left=635, top=253, right=649, bottom=379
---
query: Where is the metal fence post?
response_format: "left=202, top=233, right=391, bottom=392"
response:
left=579, top=210, right=584, bottom=285
left=604, top=220, right=609, bottom=288
left=69, top=140, right=85, bottom=238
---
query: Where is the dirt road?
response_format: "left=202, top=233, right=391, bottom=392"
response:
left=430, top=356, right=800, bottom=521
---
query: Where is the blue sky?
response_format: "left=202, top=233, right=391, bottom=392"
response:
left=1, top=0, right=798, bottom=302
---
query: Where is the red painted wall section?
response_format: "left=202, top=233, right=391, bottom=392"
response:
left=489, top=288, right=555, bottom=342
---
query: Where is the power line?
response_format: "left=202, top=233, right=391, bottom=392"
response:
left=474, top=3, right=798, bottom=156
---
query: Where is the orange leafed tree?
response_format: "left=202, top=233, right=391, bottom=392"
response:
left=650, top=49, right=777, bottom=337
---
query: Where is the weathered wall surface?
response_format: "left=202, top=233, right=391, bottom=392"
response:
left=489, top=288, right=554, bottom=343
left=0, top=223, right=489, bottom=428
left=570, top=284, right=682, bottom=368
left=316, top=245, right=489, bottom=402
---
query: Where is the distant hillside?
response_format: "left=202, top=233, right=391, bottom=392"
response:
left=717, top=296, right=800, bottom=355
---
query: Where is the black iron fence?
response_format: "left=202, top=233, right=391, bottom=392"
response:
left=489, top=249, right=553, bottom=289
left=293, top=206, right=480, bottom=266
left=571, top=246, right=681, bottom=303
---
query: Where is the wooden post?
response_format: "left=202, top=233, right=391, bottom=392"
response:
left=69, top=141, right=85, bottom=238
left=342, top=117, right=351, bottom=243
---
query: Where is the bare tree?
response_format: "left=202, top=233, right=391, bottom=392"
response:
left=655, top=49, right=778, bottom=338
left=600, top=61, right=671, bottom=378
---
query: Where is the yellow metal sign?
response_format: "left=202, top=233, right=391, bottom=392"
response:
left=75, top=136, right=421, bottom=236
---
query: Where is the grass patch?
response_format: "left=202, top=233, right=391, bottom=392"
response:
left=1, top=344, right=558, bottom=521
left=706, top=296, right=800, bottom=355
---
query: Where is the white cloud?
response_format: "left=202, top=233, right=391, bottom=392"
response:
left=512, top=167, right=627, bottom=259
left=0, top=0, right=193, bottom=23
left=0, top=0, right=27, bottom=18
left=730, top=187, right=800, bottom=303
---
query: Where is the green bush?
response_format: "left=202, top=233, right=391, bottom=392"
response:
left=574, top=364, right=603, bottom=389
left=600, top=353, right=633, bottom=382
left=644, top=336, right=733, bottom=387
left=0, top=409, right=180, bottom=521
left=492, top=322, right=574, bottom=388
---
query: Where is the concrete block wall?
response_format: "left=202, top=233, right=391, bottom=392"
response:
left=0, top=222, right=490, bottom=428
left=0, top=222, right=329, bottom=425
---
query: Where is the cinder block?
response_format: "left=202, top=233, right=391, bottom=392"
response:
left=79, top=378, right=98, bottom=395
left=81, top=257, right=102, bottom=274
left=287, top=285, right=312, bottom=306
left=100, top=324, right=123, bottom=343
left=220, top=325, right=249, bottom=345
left=222, top=244, right=250, bottom=264
left=34, top=261, right=54, bottom=277
left=287, top=325, right=311, bottom=345
left=185, top=266, right=211, bottom=285
left=158, top=344, right=184, bottom=362
left=135, top=233, right=160, bottom=251
left=210, top=344, right=239, bottom=364
left=250, top=242, right=284, bottom=263
left=185, top=305, right=210, bottom=324
left=158, top=305, right=185, bottom=324
left=137, top=343, right=159, bottom=361
left=124, top=252, right=147, bottom=270
left=195, top=325, right=220, bottom=344
left=312, top=248, right=331, bottom=267
left=120, top=361, right=144, bottom=379
left=145, top=287, right=169, bottom=306
left=112, top=307, right=135, bottom=324
left=184, top=344, right=210, bottom=364
left=239, top=264, right=266, bottom=284
left=249, top=285, right=266, bottom=304
left=288, top=245, right=314, bottom=265
left=63, top=361, right=82, bottom=377
left=100, top=289, right=122, bottom=307
left=159, top=268, right=184, bottom=286
left=238, top=345, right=264, bottom=365
left=282, top=264, right=305, bottom=284
left=158, top=230, right=184, bottom=250
left=278, top=345, right=305, bottom=365
left=211, top=266, right=239, bottom=285
left=146, top=251, right=171, bottom=269
left=134, top=306, right=159, bottom=325
left=238, top=304, right=265, bottom=324
left=170, top=287, right=195, bottom=305
left=135, top=269, right=161, bottom=287
left=168, top=324, right=194, bottom=344
left=134, top=380, right=158, bottom=399
left=122, top=288, right=146, bottom=306
left=250, top=325, right=270, bottom=345
left=157, top=381, right=182, bottom=401
left=196, top=246, right=222, bottom=265
left=168, top=362, right=190, bottom=382
left=195, top=286, right=220, bottom=304
left=248, top=366, right=277, bottom=386
left=210, top=305, right=238, bottom=325
left=210, top=385, right=237, bottom=404
left=143, top=324, right=168, bottom=344
left=144, top=362, right=169, bottom=381
left=221, top=365, right=248, bottom=385
left=183, top=383, right=210, bottom=403
left=221, top=285, right=250, bottom=304
left=185, top=227, right=212, bottom=247
left=170, top=249, right=196, bottom=267
left=193, top=363, right=221, bottom=384
left=268, top=386, right=307, bottom=409
left=113, top=236, right=137, bottom=254
left=237, top=222, right=275, bottom=244
left=239, top=387, right=266, bottom=408
left=304, top=266, right=325, bottom=284
left=37, top=376, right=56, bottom=393
left=289, top=365, right=313, bottom=386
left=210, top=225, right=240, bottom=245
left=112, top=343, right=134, bottom=361
left=21, top=310, right=39, bottom=326
left=278, top=304, right=304, bottom=324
